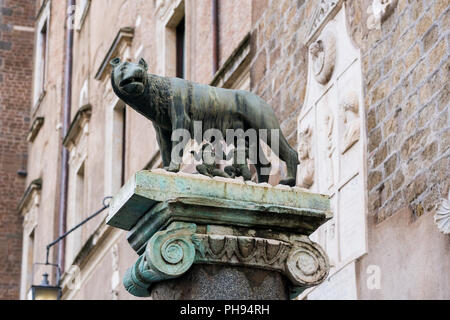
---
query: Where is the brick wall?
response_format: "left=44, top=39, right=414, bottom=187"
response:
left=355, top=0, right=449, bottom=223
left=0, top=0, right=35, bottom=299
left=249, top=0, right=449, bottom=223
left=250, top=0, right=311, bottom=149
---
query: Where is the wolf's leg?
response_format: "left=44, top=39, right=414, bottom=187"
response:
left=155, top=125, right=172, bottom=168
left=278, top=135, right=299, bottom=186
left=255, top=141, right=271, bottom=183
left=196, top=164, right=213, bottom=178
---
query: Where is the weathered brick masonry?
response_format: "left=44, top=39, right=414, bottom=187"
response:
left=355, top=0, right=449, bottom=224
left=249, top=0, right=449, bottom=223
left=0, top=0, right=36, bottom=299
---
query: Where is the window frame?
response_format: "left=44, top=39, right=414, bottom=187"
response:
left=33, top=0, right=50, bottom=108
left=76, top=0, right=91, bottom=31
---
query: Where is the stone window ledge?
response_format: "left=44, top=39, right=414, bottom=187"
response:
left=94, top=27, right=135, bottom=81
left=63, top=104, right=92, bottom=148
left=17, top=178, right=42, bottom=214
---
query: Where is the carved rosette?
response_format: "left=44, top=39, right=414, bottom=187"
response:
left=298, top=125, right=315, bottom=189
left=123, top=222, right=330, bottom=297
left=310, top=31, right=336, bottom=85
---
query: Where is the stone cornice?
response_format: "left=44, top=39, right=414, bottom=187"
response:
left=27, top=117, right=45, bottom=142
left=94, top=27, right=135, bottom=80
left=155, top=0, right=185, bottom=25
left=210, top=33, right=251, bottom=88
left=63, top=104, right=92, bottom=148
left=17, top=178, right=42, bottom=214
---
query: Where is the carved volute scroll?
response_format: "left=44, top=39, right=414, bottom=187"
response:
left=298, top=126, right=314, bottom=189
left=122, top=221, right=330, bottom=297
left=297, top=3, right=368, bottom=299
left=341, top=91, right=360, bottom=154
left=310, top=31, right=336, bottom=85
left=285, top=237, right=329, bottom=286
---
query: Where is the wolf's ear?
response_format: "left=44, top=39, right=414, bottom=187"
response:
left=110, top=57, right=121, bottom=67
left=138, top=58, right=148, bottom=71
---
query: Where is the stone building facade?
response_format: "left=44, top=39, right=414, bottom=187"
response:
left=0, top=0, right=36, bottom=299
left=11, top=0, right=450, bottom=299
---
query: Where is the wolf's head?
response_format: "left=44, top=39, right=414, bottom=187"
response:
left=110, top=57, right=148, bottom=97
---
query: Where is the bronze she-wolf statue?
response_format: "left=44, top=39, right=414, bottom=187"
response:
left=110, top=57, right=299, bottom=186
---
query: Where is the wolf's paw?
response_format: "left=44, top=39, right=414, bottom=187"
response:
left=279, top=178, right=296, bottom=187
left=166, top=163, right=181, bottom=173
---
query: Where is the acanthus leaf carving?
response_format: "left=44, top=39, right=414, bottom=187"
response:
left=123, top=222, right=330, bottom=297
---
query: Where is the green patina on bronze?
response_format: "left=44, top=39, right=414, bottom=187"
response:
left=192, top=144, right=232, bottom=179
left=110, top=58, right=299, bottom=186
left=122, top=220, right=330, bottom=298
left=107, top=170, right=330, bottom=231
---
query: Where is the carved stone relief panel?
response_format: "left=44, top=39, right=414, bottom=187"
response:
left=297, top=4, right=367, bottom=299
left=310, top=195, right=339, bottom=266
left=298, top=125, right=315, bottom=189
left=337, top=62, right=363, bottom=183
left=317, top=87, right=338, bottom=192
left=297, top=108, right=315, bottom=191
left=340, top=91, right=360, bottom=154
left=339, top=174, right=366, bottom=261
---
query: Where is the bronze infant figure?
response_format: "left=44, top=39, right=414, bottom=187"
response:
left=110, top=57, right=299, bottom=186
left=192, top=144, right=231, bottom=179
